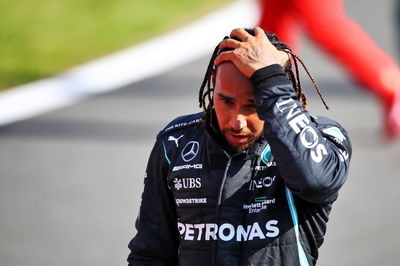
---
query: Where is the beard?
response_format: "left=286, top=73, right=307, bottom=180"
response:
left=221, top=128, right=263, bottom=152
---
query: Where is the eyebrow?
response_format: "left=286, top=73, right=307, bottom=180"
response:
left=217, top=92, right=255, bottom=104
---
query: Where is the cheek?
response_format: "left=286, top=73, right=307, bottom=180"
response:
left=214, top=101, right=228, bottom=127
left=247, top=114, right=264, bottom=133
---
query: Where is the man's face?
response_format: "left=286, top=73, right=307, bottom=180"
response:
left=213, top=62, right=264, bottom=152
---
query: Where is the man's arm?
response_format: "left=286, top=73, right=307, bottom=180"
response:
left=127, top=138, right=179, bottom=265
left=251, top=64, right=352, bottom=203
left=215, top=27, right=351, bottom=203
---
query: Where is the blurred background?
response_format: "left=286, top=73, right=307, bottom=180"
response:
left=0, top=0, right=399, bottom=265
left=0, top=0, right=232, bottom=91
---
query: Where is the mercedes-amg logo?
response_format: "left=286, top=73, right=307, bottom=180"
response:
left=181, top=141, right=200, bottom=162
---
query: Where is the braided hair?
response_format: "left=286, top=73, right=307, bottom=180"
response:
left=198, top=29, right=328, bottom=124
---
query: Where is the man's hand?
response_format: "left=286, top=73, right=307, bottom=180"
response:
left=214, top=27, right=289, bottom=78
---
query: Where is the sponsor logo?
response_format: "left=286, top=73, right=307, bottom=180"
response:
left=177, top=220, right=279, bottom=241
left=164, top=119, right=201, bottom=133
left=300, top=126, right=319, bottom=148
left=255, top=162, right=276, bottom=171
left=168, top=135, right=184, bottom=147
left=243, top=197, right=276, bottom=213
left=322, top=127, right=349, bottom=161
left=175, top=198, right=207, bottom=206
left=255, top=165, right=267, bottom=171
left=173, top=177, right=201, bottom=191
left=172, top=164, right=203, bottom=172
left=276, top=98, right=327, bottom=163
left=181, top=141, right=200, bottom=162
left=323, top=127, right=346, bottom=144
left=173, top=178, right=183, bottom=190
left=249, top=176, right=276, bottom=191
left=339, top=149, right=349, bottom=162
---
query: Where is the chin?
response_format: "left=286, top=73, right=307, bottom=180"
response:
left=232, top=142, right=253, bottom=153
left=222, top=131, right=262, bottom=153
left=236, top=143, right=248, bottom=151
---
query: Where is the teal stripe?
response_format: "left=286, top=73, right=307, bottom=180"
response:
left=162, top=142, right=171, bottom=165
left=261, top=144, right=271, bottom=164
left=255, top=197, right=267, bottom=202
left=285, top=187, right=310, bottom=266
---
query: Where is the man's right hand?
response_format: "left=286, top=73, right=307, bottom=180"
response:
left=214, top=27, right=289, bottom=78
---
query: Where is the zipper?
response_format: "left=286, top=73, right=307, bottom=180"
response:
left=217, top=156, right=232, bottom=205
left=212, top=154, right=234, bottom=266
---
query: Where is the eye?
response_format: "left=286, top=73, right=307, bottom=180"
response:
left=220, top=96, right=233, bottom=106
left=244, top=104, right=257, bottom=110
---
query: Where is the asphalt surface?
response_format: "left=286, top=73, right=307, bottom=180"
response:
left=1, top=0, right=400, bottom=265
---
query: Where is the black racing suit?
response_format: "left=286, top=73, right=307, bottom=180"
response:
left=127, top=64, right=352, bottom=265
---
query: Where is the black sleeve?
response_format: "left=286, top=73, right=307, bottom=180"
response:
left=127, top=138, right=179, bottom=265
left=251, top=64, right=352, bottom=204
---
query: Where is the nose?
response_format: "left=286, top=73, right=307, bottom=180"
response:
left=229, top=114, right=247, bottom=131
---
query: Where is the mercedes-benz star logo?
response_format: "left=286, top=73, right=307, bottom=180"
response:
left=181, top=141, right=200, bottom=162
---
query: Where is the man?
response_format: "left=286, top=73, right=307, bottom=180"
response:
left=127, top=27, right=352, bottom=265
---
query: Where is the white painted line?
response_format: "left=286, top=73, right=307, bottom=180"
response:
left=0, top=0, right=260, bottom=126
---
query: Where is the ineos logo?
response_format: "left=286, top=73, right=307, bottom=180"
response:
left=300, top=126, right=319, bottom=149
left=181, top=141, right=199, bottom=162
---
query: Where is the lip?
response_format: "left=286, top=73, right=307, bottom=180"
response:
left=226, top=132, right=250, bottom=145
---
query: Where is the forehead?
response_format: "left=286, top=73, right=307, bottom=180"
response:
left=214, top=62, right=254, bottom=100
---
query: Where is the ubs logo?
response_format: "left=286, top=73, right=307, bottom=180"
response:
left=173, top=177, right=201, bottom=191
left=181, top=141, right=199, bottom=162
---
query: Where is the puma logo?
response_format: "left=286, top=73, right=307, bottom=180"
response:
left=168, top=135, right=184, bottom=147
